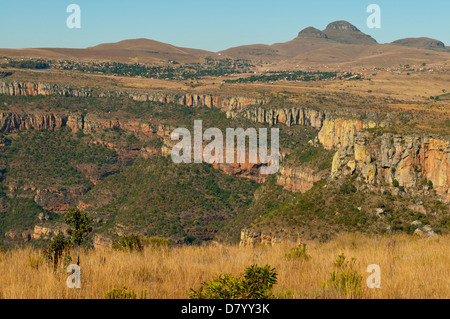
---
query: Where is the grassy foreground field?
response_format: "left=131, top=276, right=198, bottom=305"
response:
left=0, top=234, right=448, bottom=299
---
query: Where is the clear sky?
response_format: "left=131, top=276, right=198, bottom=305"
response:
left=1, top=0, right=448, bottom=51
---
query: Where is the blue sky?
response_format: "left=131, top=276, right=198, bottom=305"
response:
left=1, top=0, right=448, bottom=51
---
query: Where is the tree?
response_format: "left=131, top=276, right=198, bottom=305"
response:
left=64, top=207, right=92, bottom=265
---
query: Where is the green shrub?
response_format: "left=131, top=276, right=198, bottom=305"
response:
left=285, top=244, right=311, bottom=261
left=340, top=182, right=357, bottom=194
left=42, top=232, right=72, bottom=271
left=322, top=253, right=362, bottom=298
left=392, top=179, right=400, bottom=187
left=112, top=235, right=143, bottom=252
left=190, top=264, right=278, bottom=299
left=104, top=286, right=147, bottom=299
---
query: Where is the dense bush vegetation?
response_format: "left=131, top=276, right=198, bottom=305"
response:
left=4, top=127, right=119, bottom=189
left=42, top=232, right=72, bottom=271
left=225, top=70, right=348, bottom=83
left=283, top=144, right=334, bottom=170
left=81, top=156, right=259, bottom=243
left=322, top=253, right=363, bottom=298
left=3, top=57, right=254, bottom=80
left=112, top=235, right=143, bottom=252
left=190, top=264, right=278, bottom=299
left=2, top=60, right=50, bottom=69
left=250, top=174, right=448, bottom=242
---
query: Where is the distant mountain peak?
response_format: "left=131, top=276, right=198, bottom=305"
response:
left=322, top=20, right=377, bottom=44
left=325, top=20, right=360, bottom=32
left=297, top=27, right=328, bottom=39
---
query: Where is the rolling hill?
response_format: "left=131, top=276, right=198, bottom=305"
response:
left=391, top=37, right=446, bottom=51
left=0, top=20, right=449, bottom=70
left=0, top=38, right=215, bottom=64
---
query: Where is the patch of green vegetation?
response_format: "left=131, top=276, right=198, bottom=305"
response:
left=112, top=234, right=143, bottom=252
left=2, top=60, right=50, bottom=69
left=0, top=197, right=52, bottom=243
left=247, top=174, right=449, bottom=242
left=4, top=57, right=254, bottom=81
left=4, top=127, right=119, bottom=189
left=283, top=144, right=334, bottom=171
left=285, top=243, right=311, bottom=261
left=225, top=70, right=340, bottom=83
left=216, top=175, right=294, bottom=243
left=190, top=264, right=278, bottom=299
left=104, top=286, right=147, bottom=299
left=81, top=156, right=259, bottom=243
left=321, top=253, right=362, bottom=298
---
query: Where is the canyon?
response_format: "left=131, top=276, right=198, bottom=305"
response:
left=1, top=80, right=448, bottom=202
left=0, top=79, right=449, bottom=247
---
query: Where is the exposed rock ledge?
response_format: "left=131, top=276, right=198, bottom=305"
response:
left=276, top=166, right=328, bottom=193
left=0, top=80, right=268, bottom=111
left=331, top=132, right=450, bottom=202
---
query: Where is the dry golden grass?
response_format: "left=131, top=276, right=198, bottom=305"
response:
left=0, top=234, right=449, bottom=299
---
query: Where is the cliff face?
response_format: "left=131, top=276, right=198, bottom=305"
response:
left=0, top=81, right=93, bottom=97
left=6, top=224, right=67, bottom=242
left=240, top=107, right=448, bottom=201
left=79, top=114, right=156, bottom=136
left=0, top=81, right=268, bottom=111
left=316, top=114, right=448, bottom=201
left=332, top=132, right=450, bottom=201
left=317, top=116, right=382, bottom=150
left=0, top=110, right=158, bottom=137
left=0, top=112, right=68, bottom=132
left=276, top=166, right=327, bottom=193
left=135, top=93, right=268, bottom=112
left=237, top=108, right=381, bottom=194
left=238, top=107, right=325, bottom=129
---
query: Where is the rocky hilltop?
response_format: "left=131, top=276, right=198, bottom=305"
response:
left=297, top=27, right=328, bottom=39
left=323, top=21, right=378, bottom=44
